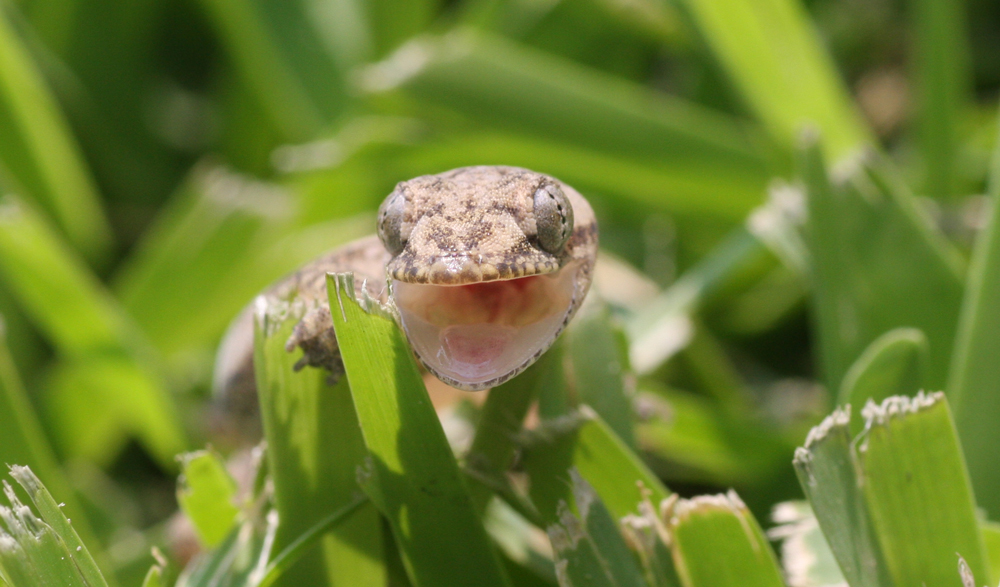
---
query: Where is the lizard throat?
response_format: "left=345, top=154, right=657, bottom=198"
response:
left=392, top=260, right=581, bottom=390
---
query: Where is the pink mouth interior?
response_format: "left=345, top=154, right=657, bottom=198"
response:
left=393, top=261, right=580, bottom=388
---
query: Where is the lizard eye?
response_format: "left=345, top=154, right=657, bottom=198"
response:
left=377, top=191, right=407, bottom=256
left=533, top=183, right=573, bottom=254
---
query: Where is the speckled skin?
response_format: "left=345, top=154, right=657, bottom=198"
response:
left=215, top=166, right=598, bottom=404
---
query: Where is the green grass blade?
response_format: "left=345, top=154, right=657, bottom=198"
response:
left=982, top=521, right=1000, bottom=582
left=796, top=394, right=991, bottom=587
left=949, top=115, right=1000, bottom=519
left=565, top=303, right=635, bottom=448
left=197, top=0, right=352, bottom=139
left=799, top=137, right=964, bottom=393
left=0, top=195, right=185, bottom=468
left=327, top=272, right=511, bottom=587
left=665, top=491, right=784, bottom=587
left=114, top=165, right=370, bottom=357
left=859, top=394, right=989, bottom=587
left=365, top=29, right=778, bottom=179
left=913, top=0, right=972, bottom=199
left=546, top=471, right=647, bottom=587
left=793, top=408, right=890, bottom=587
left=177, top=450, right=240, bottom=549
left=395, top=131, right=768, bottom=220
left=676, top=0, right=871, bottom=160
left=838, top=328, right=928, bottom=418
left=0, top=466, right=110, bottom=587
left=257, top=496, right=370, bottom=587
left=141, top=565, right=163, bottom=587
left=0, top=6, right=112, bottom=262
left=523, top=408, right=671, bottom=524
left=253, top=294, right=384, bottom=587
left=466, top=358, right=545, bottom=513
left=177, top=510, right=277, bottom=587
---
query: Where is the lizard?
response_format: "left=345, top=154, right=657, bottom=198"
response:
left=213, top=165, right=598, bottom=409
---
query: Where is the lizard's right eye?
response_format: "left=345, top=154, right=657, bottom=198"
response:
left=377, top=191, right=407, bottom=256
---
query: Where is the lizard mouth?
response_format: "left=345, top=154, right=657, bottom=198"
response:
left=392, top=260, right=582, bottom=390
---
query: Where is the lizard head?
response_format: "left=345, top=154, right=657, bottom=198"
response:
left=376, top=166, right=597, bottom=390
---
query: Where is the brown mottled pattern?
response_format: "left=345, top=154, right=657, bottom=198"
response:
left=216, top=166, right=598, bottom=413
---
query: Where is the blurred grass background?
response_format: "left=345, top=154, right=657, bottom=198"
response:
left=0, top=0, right=999, bottom=584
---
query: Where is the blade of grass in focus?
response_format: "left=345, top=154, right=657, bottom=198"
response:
left=253, top=295, right=384, bottom=587
left=522, top=408, right=671, bottom=523
left=912, top=0, right=972, bottom=199
left=676, top=0, right=872, bottom=160
left=328, top=272, right=512, bottom=587
left=795, top=394, right=990, bottom=587
left=793, top=407, right=890, bottom=587
left=798, top=136, right=964, bottom=393
left=546, top=471, right=647, bottom=587
left=948, top=114, right=1000, bottom=519
left=859, top=394, right=988, bottom=587
left=0, top=195, right=185, bottom=467
left=0, top=466, right=111, bottom=587
left=0, top=6, right=112, bottom=263
left=666, top=491, right=785, bottom=587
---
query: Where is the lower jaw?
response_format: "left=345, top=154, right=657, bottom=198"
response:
left=392, top=261, right=581, bottom=389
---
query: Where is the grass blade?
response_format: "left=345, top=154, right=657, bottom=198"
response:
left=0, top=466, right=110, bottom=587
left=793, top=408, right=890, bottom=587
left=799, top=136, right=964, bottom=393
left=859, top=394, right=988, bottom=587
left=197, top=0, right=353, bottom=139
left=565, top=302, right=635, bottom=448
left=365, top=29, right=778, bottom=181
left=0, top=195, right=185, bottom=468
left=114, top=165, right=370, bottom=358
left=253, top=294, right=384, bottom=587
left=0, top=6, right=112, bottom=262
left=949, top=114, right=1000, bottom=518
left=912, top=0, right=972, bottom=199
left=665, top=491, right=784, bottom=587
left=466, top=357, right=545, bottom=513
left=838, top=327, right=928, bottom=420
left=523, top=407, right=671, bottom=524
left=256, top=496, right=370, bottom=587
left=328, top=272, right=511, bottom=587
left=676, top=0, right=871, bottom=160
left=796, top=394, right=990, bottom=587
left=177, top=450, right=241, bottom=549
left=546, top=471, right=647, bottom=587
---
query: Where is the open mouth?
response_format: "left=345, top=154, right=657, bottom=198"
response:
left=393, top=260, right=581, bottom=389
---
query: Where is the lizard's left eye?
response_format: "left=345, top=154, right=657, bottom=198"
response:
left=533, top=183, right=573, bottom=254
left=377, top=191, right=407, bottom=256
